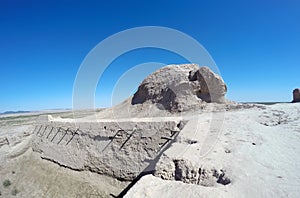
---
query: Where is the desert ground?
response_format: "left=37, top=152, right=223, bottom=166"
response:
left=1, top=103, right=299, bottom=198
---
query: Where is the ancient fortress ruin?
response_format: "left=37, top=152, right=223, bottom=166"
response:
left=32, top=116, right=184, bottom=180
left=31, top=64, right=231, bottom=191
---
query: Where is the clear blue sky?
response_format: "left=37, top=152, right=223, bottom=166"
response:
left=0, top=0, right=299, bottom=112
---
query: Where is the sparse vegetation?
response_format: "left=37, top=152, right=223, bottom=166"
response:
left=11, top=188, right=19, bottom=196
left=3, top=179, right=11, bottom=187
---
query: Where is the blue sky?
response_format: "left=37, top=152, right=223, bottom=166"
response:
left=0, top=0, right=299, bottom=112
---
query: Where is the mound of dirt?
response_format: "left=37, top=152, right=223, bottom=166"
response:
left=132, top=64, right=227, bottom=112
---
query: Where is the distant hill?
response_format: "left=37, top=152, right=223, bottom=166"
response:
left=0, top=110, right=31, bottom=115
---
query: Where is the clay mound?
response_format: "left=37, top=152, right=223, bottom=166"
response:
left=292, top=88, right=300, bottom=103
left=131, top=64, right=227, bottom=112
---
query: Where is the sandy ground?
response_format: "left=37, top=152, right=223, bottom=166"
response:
left=125, top=103, right=300, bottom=197
left=0, top=103, right=299, bottom=197
left=0, top=149, right=128, bottom=198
